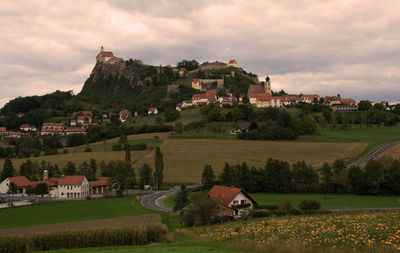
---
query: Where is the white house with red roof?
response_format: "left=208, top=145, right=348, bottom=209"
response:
left=77, top=115, right=92, bottom=124
left=0, top=176, right=32, bottom=195
left=57, top=176, right=90, bottom=199
left=20, top=124, right=37, bottom=132
left=179, top=68, right=187, bottom=77
left=7, top=131, right=22, bottom=138
left=148, top=107, right=158, bottom=115
left=192, top=90, right=217, bottom=106
left=0, top=127, right=8, bottom=138
left=301, top=94, right=320, bottom=104
left=208, top=185, right=256, bottom=217
left=192, top=79, right=202, bottom=90
left=228, top=59, right=238, bottom=67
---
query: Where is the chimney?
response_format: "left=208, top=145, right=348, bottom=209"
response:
left=43, top=170, right=48, bottom=181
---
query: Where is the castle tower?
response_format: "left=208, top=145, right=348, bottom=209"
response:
left=264, top=81, right=271, bottom=95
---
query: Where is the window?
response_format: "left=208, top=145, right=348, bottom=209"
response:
left=233, top=200, right=238, bottom=204
left=241, top=199, right=246, bottom=204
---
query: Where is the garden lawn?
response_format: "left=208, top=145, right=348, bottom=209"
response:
left=252, top=193, right=400, bottom=209
left=0, top=196, right=153, bottom=229
left=136, top=139, right=367, bottom=184
left=43, top=241, right=250, bottom=253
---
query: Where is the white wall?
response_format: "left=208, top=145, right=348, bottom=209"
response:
left=0, top=178, right=10, bottom=194
left=57, top=178, right=90, bottom=199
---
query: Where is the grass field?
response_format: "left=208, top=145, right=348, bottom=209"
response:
left=0, top=196, right=152, bottom=229
left=136, top=139, right=367, bottom=183
left=44, top=241, right=250, bottom=253
left=195, top=211, right=400, bottom=251
left=381, top=144, right=400, bottom=159
left=251, top=193, right=400, bottom=209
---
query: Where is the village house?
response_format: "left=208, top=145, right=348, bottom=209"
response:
left=301, top=94, right=320, bottom=104
left=282, top=94, right=301, bottom=106
left=175, top=103, right=186, bottom=111
left=7, top=131, right=22, bottom=138
left=332, top=98, right=358, bottom=112
left=119, top=109, right=131, bottom=123
left=65, top=128, right=86, bottom=135
left=20, top=124, right=37, bottom=132
left=148, top=107, right=158, bottom=115
left=96, top=46, right=123, bottom=64
left=77, top=115, right=92, bottom=124
left=41, top=123, right=66, bottom=136
left=183, top=100, right=193, bottom=107
left=208, top=185, right=257, bottom=217
left=192, top=79, right=202, bottom=90
left=72, top=111, right=93, bottom=118
left=179, top=68, right=187, bottom=77
left=89, top=177, right=112, bottom=195
left=57, top=176, right=90, bottom=199
left=0, top=176, right=32, bottom=195
left=70, top=119, right=77, bottom=126
left=227, top=59, right=238, bottom=67
left=0, top=127, right=8, bottom=137
left=324, top=96, right=342, bottom=106
left=248, top=84, right=281, bottom=108
left=218, top=96, right=234, bottom=106
left=192, top=90, right=217, bottom=106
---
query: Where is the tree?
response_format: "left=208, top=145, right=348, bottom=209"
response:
left=125, top=147, right=131, bottom=163
left=63, top=161, right=76, bottom=175
left=25, top=185, right=35, bottom=199
left=107, top=160, right=135, bottom=196
left=1, top=158, right=15, bottom=181
left=358, top=100, right=372, bottom=111
left=119, top=133, right=127, bottom=143
left=163, top=108, right=180, bottom=122
left=7, top=182, right=18, bottom=195
left=321, top=162, right=333, bottom=196
left=139, top=163, right=153, bottom=189
left=78, top=161, right=90, bottom=178
left=177, top=59, right=199, bottom=71
left=173, top=184, right=190, bottom=212
left=174, top=122, right=183, bottom=134
left=34, top=183, right=48, bottom=198
left=202, top=165, right=216, bottom=190
left=154, top=146, right=164, bottom=190
left=88, top=159, right=98, bottom=181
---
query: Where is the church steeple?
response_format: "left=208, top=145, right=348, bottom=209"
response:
left=100, top=46, right=104, bottom=52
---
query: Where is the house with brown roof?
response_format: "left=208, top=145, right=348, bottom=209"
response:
left=56, top=176, right=90, bottom=199
left=179, top=68, right=187, bottom=77
left=148, top=107, right=158, bottom=115
left=248, top=85, right=282, bottom=108
left=208, top=185, right=257, bottom=217
left=0, top=176, right=32, bottom=195
left=20, top=124, right=37, bottom=132
left=7, top=131, right=22, bottom=139
left=89, top=177, right=112, bottom=195
left=301, top=94, right=320, bottom=104
left=77, top=115, right=92, bottom=124
left=192, top=90, right=217, bottom=106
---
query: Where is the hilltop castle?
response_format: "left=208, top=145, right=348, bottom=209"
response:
left=96, top=46, right=123, bottom=64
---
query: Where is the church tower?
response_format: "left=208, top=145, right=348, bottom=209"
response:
left=264, top=76, right=271, bottom=95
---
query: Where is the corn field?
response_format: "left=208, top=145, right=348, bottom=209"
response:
left=0, top=225, right=166, bottom=253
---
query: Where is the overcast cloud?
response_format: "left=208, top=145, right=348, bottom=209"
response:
left=0, top=0, right=399, bottom=107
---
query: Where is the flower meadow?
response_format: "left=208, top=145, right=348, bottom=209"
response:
left=195, top=211, right=400, bottom=251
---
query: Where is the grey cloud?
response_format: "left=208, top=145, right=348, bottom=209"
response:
left=0, top=0, right=399, bottom=107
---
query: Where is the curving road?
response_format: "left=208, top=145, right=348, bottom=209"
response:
left=346, top=141, right=400, bottom=168
left=141, top=185, right=202, bottom=213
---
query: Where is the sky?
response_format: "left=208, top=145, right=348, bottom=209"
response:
left=1, top=0, right=399, bottom=107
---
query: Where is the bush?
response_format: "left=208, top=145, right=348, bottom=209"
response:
left=44, top=149, right=58, bottom=156
left=0, top=226, right=166, bottom=253
left=299, top=199, right=321, bottom=212
left=252, top=210, right=270, bottom=218
left=62, top=149, right=68, bottom=154
left=84, top=147, right=93, bottom=152
left=278, top=200, right=294, bottom=215
left=112, top=144, right=123, bottom=151
left=132, top=143, right=147, bottom=150
left=256, top=204, right=278, bottom=210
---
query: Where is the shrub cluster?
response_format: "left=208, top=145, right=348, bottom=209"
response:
left=0, top=225, right=166, bottom=253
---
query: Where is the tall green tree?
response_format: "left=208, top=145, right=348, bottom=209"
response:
left=1, top=158, right=15, bottom=181
left=107, top=160, right=135, bottom=196
left=19, top=159, right=34, bottom=180
left=321, top=162, right=333, bottom=196
left=173, top=184, right=190, bottom=212
left=125, top=148, right=131, bottom=163
left=154, top=146, right=164, bottom=190
left=34, top=183, right=48, bottom=198
left=139, top=164, right=153, bottom=189
left=78, top=161, right=90, bottom=178
left=88, top=159, right=98, bottom=181
left=63, top=161, right=76, bottom=176
left=201, top=165, right=215, bottom=190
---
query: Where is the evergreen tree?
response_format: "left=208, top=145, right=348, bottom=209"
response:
left=19, top=159, right=34, bottom=180
left=219, top=163, right=234, bottom=186
left=173, top=184, right=190, bottom=212
left=125, top=148, right=131, bottom=163
left=154, top=146, right=164, bottom=189
left=139, top=164, right=153, bottom=189
left=63, top=161, right=76, bottom=175
left=1, top=158, right=15, bottom=181
left=321, top=162, right=333, bottom=196
left=79, top=161, right=90, bottom=178
left=201, top=165, right=215, bottom=190
left=88, top=159, right=98, bottom=181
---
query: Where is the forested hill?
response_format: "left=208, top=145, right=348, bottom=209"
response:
left=0, top=59, right=260, bottom=123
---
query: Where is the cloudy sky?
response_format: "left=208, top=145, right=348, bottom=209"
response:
left=1, top=0, right=399, bottom=107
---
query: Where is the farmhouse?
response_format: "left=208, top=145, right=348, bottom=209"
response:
left=176, top=102, right=186, bottom=111
left=192, top=90, right=217, bottom=106
left=65, top=128, right=86, bottom=135
left=89, top=177, right=112, bottom=195
left=57, top=176, right=90, bottom=199
left=77, top=115, right=92, bottom=124
left=119, top=109, right=131, bottom=123
left=208, top=185, right=256, bottom=217
left=7, top=131, right=22, bottom=138
left=0, top=176, right=32, bottom=195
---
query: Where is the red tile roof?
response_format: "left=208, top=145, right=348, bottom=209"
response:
left=248, top=85, right=265, bottom=96
left=89, top=177, right=112, bottom=187
left=8, top=176, right=32, bottom=187
left=208, top=185, right=243, bottom=206
left=341, top=98, right=357, bottom=105
left=100, top=51, right=114, bottom=57
left=179, top=68, right=186, bottom=72
left=250, top=93, right=271, bottom=102
left=77, top=116, right=91, bottom=121
left=228, top=59, right=237, bottom=64
left=0, top=127, right=6, bottom=132
left=43, top=123, right=65, bottom=127
left=57, top=176, right=86, bottom=185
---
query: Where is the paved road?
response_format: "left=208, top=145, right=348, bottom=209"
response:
left=346, top=141, right=400, bottom=168
left=141, top=185, right=202, bottom=213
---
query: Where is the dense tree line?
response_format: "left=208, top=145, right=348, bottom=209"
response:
left=202, top=157, right=400, bottom=196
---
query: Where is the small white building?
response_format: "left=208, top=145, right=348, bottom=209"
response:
left=0, top=176, right=32, bottom=195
